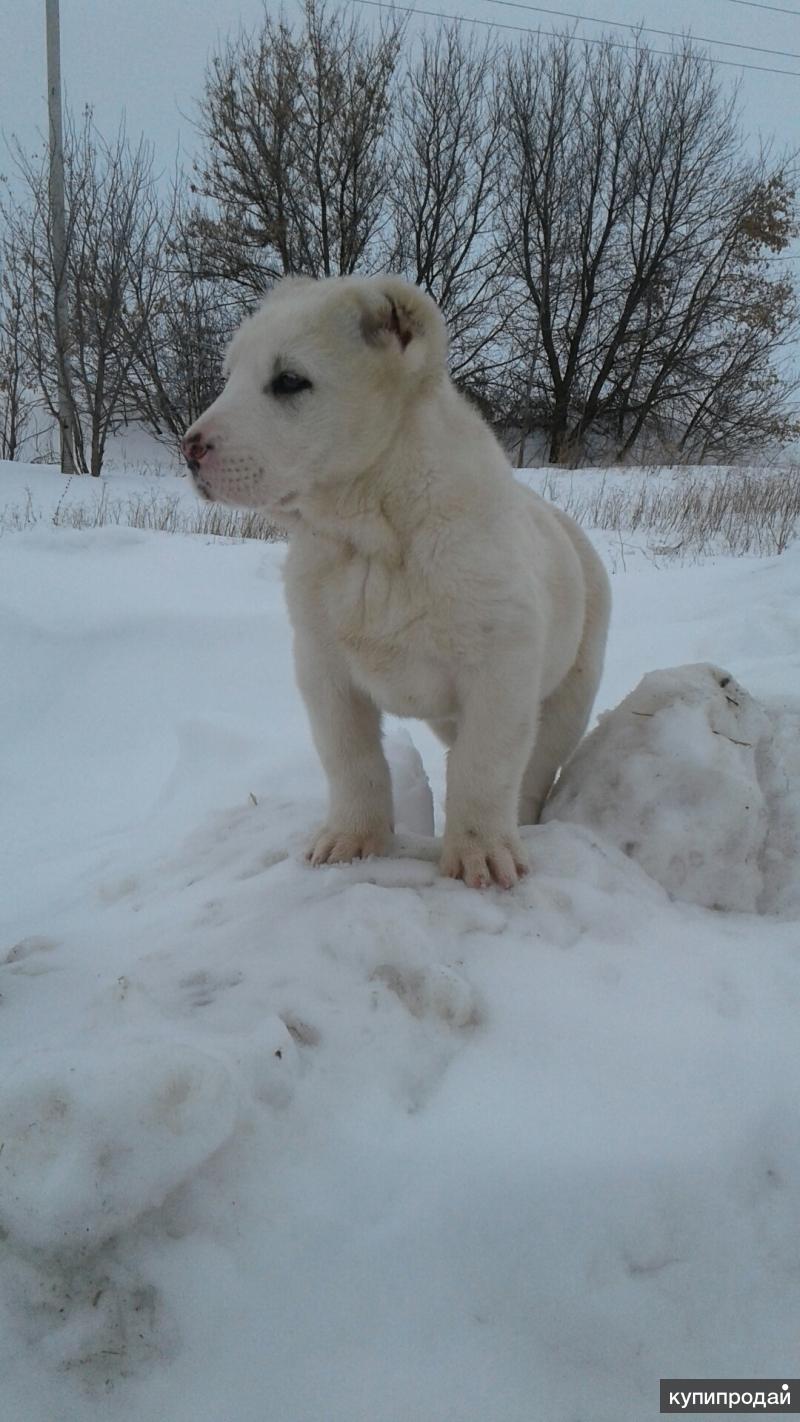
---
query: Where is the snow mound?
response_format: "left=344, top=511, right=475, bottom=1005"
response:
left=545, top=662, right=800, bottom=915
left=384, top=728, right=435, bottom=836
left=2, top=497, right=800, bottom=1419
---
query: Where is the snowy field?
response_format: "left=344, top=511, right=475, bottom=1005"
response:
left=1, top=459, right=799, bottom=1422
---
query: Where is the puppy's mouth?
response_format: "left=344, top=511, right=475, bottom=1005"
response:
left=190, top=467, right=214, bottom=502
left=188, top=466, right=296, bottom=513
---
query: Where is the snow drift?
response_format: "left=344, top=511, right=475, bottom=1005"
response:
left=545, top=662, right=800, bottom=916
left=1, top=462, right=799, bottom=1422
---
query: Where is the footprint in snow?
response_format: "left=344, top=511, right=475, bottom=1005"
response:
left=177, top=968, right=244, bottom=1010
left=1, top=935, right=60, bottom=976
left=372, top=961, right=484, bottom=1031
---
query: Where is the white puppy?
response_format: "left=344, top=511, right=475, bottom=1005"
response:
left=183, top=276, right=610, bottom=889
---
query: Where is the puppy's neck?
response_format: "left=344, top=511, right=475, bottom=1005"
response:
left=292, top=472, right=409, bottom=566
left=289, top=414, right=434, bottom=563
left=286, top=382, right=493, bottom=563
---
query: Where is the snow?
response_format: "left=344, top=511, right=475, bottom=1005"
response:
left=545, top=662, right=800, bottom=915
left=1, top=459, right=799, bottom=1421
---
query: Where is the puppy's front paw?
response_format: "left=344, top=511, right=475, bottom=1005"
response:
left=440, top=830, right=528, bottom=890
left=306, top=825, right=391, bottom=867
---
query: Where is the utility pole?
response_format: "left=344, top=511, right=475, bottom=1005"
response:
left=45, top=0, right=76, bottom=473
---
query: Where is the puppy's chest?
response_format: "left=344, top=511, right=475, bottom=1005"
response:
left=324, top=556, right=455, bottom=716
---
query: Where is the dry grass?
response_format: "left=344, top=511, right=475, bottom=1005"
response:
left=539, top=466, right=800, bottom=557
left=2, top=465, right=799, bottom=557
left=1, top=485, right=284, bottom=542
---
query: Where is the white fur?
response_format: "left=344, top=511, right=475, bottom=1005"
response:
left=185, top=275, right=611, bottom=888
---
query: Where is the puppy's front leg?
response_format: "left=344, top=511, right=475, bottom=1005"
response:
left=294, top=631, right=393, bottom=865
left=442, top=659, right=539, bottom=889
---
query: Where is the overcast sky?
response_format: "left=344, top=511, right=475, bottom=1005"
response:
left=4, top=0, right=800, bottom=162
left=4, top=0, right=800, bottom=305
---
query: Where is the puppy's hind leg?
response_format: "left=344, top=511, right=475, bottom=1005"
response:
left=518, top=608, right=608, bottom=824
left=521, top=520, right=610, bottom=824
left=517, top=667, right=592, bottom=824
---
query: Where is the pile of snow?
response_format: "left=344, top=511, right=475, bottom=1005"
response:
left=1, top=460, right=799, bottom=1421
left=546, top=662, right=800, bottom=915
left=383, top=727, right=435, bottom=837
left=3, top=815, right=800, bottom=1422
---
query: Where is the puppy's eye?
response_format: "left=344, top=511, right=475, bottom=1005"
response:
left=269, top=371, right=312, bottom=397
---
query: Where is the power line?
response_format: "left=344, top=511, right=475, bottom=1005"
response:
left=353, top=0, right=800, bottom=76
left=488, top=0, right=800, bottom=63
left=708, top=0, right=800, bottom=18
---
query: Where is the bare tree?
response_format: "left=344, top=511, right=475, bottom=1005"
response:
left=388, top=25, right=508, bottom=383
left=123, top=184, right=235, bottom=447
left=3, top=112, right=171, bottom=474
left=0, top=224, right=36, bottom=460
left=499, top=35, right=800, bottom=463
left=193, top=0, right=404, bottom=292
left=4, top=13, right=797, bottom=472
left=1, top=140, right=83, bottom=465
left=68, top=120, right=170, bottom=474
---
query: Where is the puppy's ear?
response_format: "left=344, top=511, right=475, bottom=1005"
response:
left=360, top=292, right=417, bottom=351
left=358, top=278, right=449, bottom=377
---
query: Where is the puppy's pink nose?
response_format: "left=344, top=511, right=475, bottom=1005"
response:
left=182, top=430, right=213, bottom=466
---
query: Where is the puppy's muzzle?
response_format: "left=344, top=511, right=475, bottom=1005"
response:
left=182, top=429, right=216, bottom=499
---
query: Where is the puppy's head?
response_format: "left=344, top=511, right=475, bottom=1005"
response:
left=182, top=275, right=448, bottom=511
